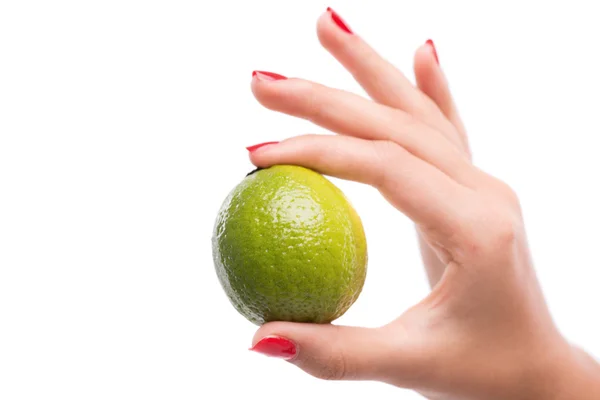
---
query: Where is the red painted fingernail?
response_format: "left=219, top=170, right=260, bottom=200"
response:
left=327, top=7, right=353, bottom=34
left=246, top=141, right=279, bottom=152
left=250, top=336, right=297, bottom=360
left=426, top=39, right=439, bottom=65
left=252, top=71, right=287, bottom=81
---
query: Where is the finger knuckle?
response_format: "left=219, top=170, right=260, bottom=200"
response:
left=487, top=177, right=522, bottom=210
left=296, top=81, right=323, bottom=122
left=461, top=210, right=521, bottom=260
left=501, top=184, right=521, bottom=210
left=486, top=215, right=519, bottom=247
left=316, top=353, right=348, bottom=381
left=370, top=140, right=402, bottom=188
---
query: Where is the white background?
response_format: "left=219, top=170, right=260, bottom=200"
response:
left=1, top=1, right=599, bottom=399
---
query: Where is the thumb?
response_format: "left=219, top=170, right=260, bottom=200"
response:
left=250, top=321, right=405, bottom=382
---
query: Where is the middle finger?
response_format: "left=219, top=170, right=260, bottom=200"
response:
left=251, top=72, right=476, bottom=187
left=317, top=9, right=464, bottom=150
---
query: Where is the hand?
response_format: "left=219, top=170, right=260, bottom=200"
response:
left=246, top=9, right=600, bottom=400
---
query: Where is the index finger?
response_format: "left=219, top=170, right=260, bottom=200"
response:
left=249, top=134, right=468, bottom=232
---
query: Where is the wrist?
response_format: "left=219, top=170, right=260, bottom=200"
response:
left=522, top=339, right=600, bottom=400
left=550, top=344, right=600, bottom=400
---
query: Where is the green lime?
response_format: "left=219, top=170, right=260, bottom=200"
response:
left=212, top=165, right=367, bottom=325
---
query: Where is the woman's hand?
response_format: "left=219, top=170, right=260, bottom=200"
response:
left=246, top=8, right=600, bottom=400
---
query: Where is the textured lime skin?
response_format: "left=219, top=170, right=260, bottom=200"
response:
left=212, top=165, right=367, bottom=325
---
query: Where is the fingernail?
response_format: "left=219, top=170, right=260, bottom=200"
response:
left=250, top=335, right=297, bottom=360
left=426, top=39, right=439, bottom=65
left=327, top=7, right=353, bottom=34
left=246, top=141, right=279, bottom=152
left=252, top=71, right=287, bottom=81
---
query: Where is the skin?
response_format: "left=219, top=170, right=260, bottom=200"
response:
left=248, top=10, right=600, bottom=400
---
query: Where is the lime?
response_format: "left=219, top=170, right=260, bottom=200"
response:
left=212, top=165, right=367, bottom=325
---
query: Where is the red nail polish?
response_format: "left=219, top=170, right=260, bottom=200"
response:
left=250, top=336, right=297, bottom=360
left=327, top=7, right=353, bottom=34
left=426, top=39, right=439, bottom=65
left=246, top=141, right=279, bottom=152
left=252, top=71, right=287, bottom=81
